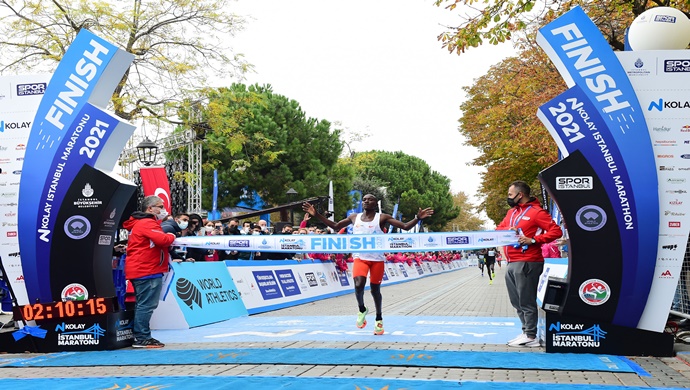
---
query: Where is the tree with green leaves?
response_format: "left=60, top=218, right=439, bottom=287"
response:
left=188, top=83, right=354, bottom=217
left=0, top=0, right=249, bottom=122
left=348, top=151, right=458, bottom=231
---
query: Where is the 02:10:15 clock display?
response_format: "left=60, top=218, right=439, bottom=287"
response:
left=19, top=297, right=109, bottom=321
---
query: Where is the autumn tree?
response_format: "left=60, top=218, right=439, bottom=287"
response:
left=459, top=42, right=563, bottom=223
left=0, top=0, right=249, bottom=123
left=445, top=1, right=690, bottom=223
left=434, top=0, right=685, bottom=55
left=443, top=191, right=486, bottom=231
left=186, top=83, right=354, bottom=217
left=348, top=151, right=458, bottom=231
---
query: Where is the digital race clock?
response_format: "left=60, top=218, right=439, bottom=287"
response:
left=14, top=297, right=115, bottom=321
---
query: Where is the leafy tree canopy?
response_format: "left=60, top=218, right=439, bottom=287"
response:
left=459, top=43, right=562, bottom=223
left=348, top=151, right=458, bottom=231
left=434, top=0, right=686, bottom=55
left=452, top=1, right=690, bottom=223
left=188, top=83, right=354, bottom=218
left=0, top=0, right=249, bottom=122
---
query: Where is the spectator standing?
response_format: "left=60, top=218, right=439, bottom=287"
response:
left=187, top=221, right=219, bottom=261
left=220, top=218, right=242, bottom=260
left=122, top=195, right=176, bottom=348
left=161, top=213, right=195, bottom=262
left=497, top=181, right=562, bottom=348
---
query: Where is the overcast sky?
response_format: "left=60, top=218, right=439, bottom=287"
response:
left=229, top=0, right=514, bottom=210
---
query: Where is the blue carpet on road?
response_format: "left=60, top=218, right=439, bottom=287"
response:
left=0, top=376, right=682, bottom=390
left=153, top=315, right=522, bottom=344
left=4, top=348, right=641, bottom=373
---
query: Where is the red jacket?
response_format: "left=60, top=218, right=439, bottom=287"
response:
left=122, top=211, right=176, bottom=280
left=496, top=198, right=562, bottom=263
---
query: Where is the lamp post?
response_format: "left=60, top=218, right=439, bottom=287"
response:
left=136, top=137, right=158, bottom=166
left=286, top=187, right=297, bottom=227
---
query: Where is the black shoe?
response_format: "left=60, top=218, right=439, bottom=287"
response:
left=132, top=338, right=165, bottom=348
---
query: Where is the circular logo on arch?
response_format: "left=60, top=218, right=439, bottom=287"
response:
left=579, top=279, right=611, bottom=306
left=61, top=283, right=88, bottom=301
left=575, top=205, right=607, bottom=231
left=64, top=215, right=91, bottom=240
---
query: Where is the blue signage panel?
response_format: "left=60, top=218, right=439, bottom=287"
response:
left=252, top=270, right=284, bottom=300
left=538, top=86, right=638, bottom=322
left=274, top=269, right=301, bottom=297
left=171, top=262, right=247, bottom=327
left=537, top=7, right=658, bottom=327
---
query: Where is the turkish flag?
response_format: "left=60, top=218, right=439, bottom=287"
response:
left=140, top=166, right=172, bottom=213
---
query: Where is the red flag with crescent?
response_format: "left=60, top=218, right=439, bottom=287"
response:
left=139, top=166, right=172, bottom=213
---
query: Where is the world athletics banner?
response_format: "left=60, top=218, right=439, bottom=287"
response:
left=173, top=230, right=519, bottom=253
left=537, top=6, right=658, bottom=329
left=17, top=30, right=135, bottom=304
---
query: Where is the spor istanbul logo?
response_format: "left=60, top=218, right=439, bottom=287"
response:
left=579, top=279, right=611, bottom=306
left=575, top=205, right=607, bottom=232
left=64, top=215, right=91, bottom=240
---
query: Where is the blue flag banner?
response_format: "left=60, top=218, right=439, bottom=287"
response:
left=209, top=170, right=220, bottom=220
left=537, top=6, right=658, bottom=327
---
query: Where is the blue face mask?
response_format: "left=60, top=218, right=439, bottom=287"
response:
left=177, top=221, right=188, bottom=230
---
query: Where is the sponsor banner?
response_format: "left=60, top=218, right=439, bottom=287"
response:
left=18, top=28, right=134, bottom=303
left=617, top=51, right=690, bottom=332
left=253, top=270, right=284, bottom=300
left=537, top=6, right=658, bottom=328
left=225, top=259, right=469, bottom=314
left=139, top=166, right=172, bottom=213
left=539, top=151, right=623, bottom=323
left=48, top=165, right=135, bottom=300
left=538, top=86, right=639, bottom=324
left=1, top=311, right=134, bottom=353
left=150, top=261, right=246, bottom=329
left=545, top=312, right=674, bottom=356
left=0, top=74, right=50, bottom=307
left=173, top=231, right=518, bottom=253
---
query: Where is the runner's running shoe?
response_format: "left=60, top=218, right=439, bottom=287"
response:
left=374, top=320, right=384, bottom=335
left=356, top=308, right=368, bottom=328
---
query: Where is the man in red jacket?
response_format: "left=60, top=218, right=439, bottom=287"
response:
left=122, top=195, right=176, bottom=348
left=497, top=181, right=562, bottom=348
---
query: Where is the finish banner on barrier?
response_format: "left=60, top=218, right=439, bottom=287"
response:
left=173, top=231, right=519, bottom=253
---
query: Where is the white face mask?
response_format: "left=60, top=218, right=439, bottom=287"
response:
left=177, top=220, right=188, bottom=230
left=252, top=231, right=261, bottom=235
left=204, top=226, right=213, bottom=233
left=156, top=208, right=168, bottom=220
